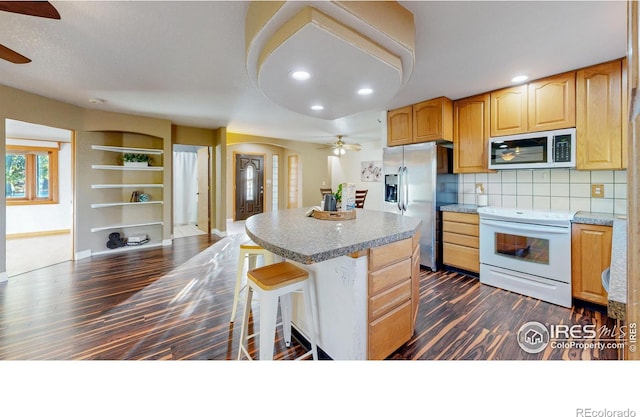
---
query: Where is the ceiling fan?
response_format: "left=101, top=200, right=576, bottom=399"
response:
left=317, top=135, right=362, bottom=156
left=0, top=1, right=60, bottom=64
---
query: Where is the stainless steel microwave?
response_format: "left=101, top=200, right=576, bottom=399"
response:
left=488, top=128, right=576, bottom=169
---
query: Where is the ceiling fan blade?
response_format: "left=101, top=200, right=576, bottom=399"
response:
left=0, top=1, right=60, bottom=19
left=0, top=44, right=31, bottom=64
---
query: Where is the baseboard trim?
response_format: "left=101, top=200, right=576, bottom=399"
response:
left=75, top=249, right=92, bottom=260
left=213, top=229, right=227, bottom=237
left=162, top=239, right=173, bottom=246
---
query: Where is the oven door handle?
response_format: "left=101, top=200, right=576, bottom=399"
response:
left=480, top=218, right=570, bottom=234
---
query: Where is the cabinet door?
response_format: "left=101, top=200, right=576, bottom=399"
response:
left=413, top=97, right=453, bottom=143
left=528, top=72, right=576, bottom=132
left=387, top=105, right=413, bottom=146
left=490, top=84, right=528, bottom=136
left=453, top=93, right=491, bottom=173
left=576, top=60, right=623, bottom=170
left=571, top=224, right=612, bottom=306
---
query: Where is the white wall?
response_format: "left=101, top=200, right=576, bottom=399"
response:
left=6, top=141, right=73, bottom=234
left=330, top=141, right=384, bottom=211
left=458, top=169, right=627, bottom=215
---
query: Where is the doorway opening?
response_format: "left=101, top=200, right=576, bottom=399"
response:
left=4, top=119, right=74, bottom=277
left=173, top=144, right=210, bottom=238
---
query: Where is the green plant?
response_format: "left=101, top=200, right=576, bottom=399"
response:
left=122, top=153, right=151, bottom=163
left=334, top=183, right=343, bottom=202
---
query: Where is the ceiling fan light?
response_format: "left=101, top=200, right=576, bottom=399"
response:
left=333, top=148, right=340, bottom=155
left=340, top=148, right=346, bottom=155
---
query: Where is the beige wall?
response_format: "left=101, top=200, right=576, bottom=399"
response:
left=227, top=132, right=332, bottom=212
left=1, top=85, right=83, bottom=278
left=1, top=84, right=177, bottom=273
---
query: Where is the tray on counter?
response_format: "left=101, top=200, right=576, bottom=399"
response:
left=311, top=209, right=356, bottom=221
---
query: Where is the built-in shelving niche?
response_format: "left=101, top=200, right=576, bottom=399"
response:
left=88, top=133, right=166, bottom=255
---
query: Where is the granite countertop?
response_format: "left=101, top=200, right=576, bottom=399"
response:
left=440, top=204, right=479, bottom=214
left=572, top=211, right=618, bottom=226
left=608, top=218, right=627, bottom=321
left=245, top=208, right=421, bottom=264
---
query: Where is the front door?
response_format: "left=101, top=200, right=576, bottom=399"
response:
left=235, top=153, right=264, bottom=221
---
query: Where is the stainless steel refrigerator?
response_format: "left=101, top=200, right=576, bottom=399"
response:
left=383, top=142, right=458, bottom=270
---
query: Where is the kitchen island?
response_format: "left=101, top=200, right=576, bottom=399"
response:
left=245, top=208, right=421, bottom=359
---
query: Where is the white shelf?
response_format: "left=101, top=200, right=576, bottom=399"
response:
left=91, top=184, right=164, bottom=189
left=91, top=145, right=164, bottom=155
left=92, top=241, right=163, bottom=256
left=91, top=221, right=164, bottom=232
left=91, top=201, right=164, bottom=208
left=92, top=165, right=163, bottom=171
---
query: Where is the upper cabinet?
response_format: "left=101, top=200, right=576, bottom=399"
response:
left=413, top=97, right=453, bottom=143
left=527, top=72, right=576, bottom=132
left=490, top=72, right=576, bottom=137
left=387, top=97, right=453, bottom=146
left=490, top=84, right=528, bottom=136
left=387, top=105, right=413, bottom=146
left=576, top=58, right=627, bottom=170
left=453, top=93, right=492, bottom=173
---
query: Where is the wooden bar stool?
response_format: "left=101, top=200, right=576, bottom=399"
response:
left=230, top=240, right=274, bottom=322
left=237, top=261, right=319, bottom=360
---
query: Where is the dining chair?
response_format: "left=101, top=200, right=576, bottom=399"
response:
left=355, top=189, right=368, bottom=208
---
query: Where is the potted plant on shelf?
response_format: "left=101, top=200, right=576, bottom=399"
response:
left=122, top=153, right=151, bottom=167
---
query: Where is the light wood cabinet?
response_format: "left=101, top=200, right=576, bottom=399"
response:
left=576, top=59, right=626, bottom=170
left=413, top=97, right=453, bottom=143
left=527, top=72, right=576, bottom=132
left=453, top=93, right=492, bottom=173
left=442, top=212, right=479, bottom=273
left=367, top=235, right=419, bottom=359
left=490, top=84, right=528, bottom=136
left=491, top=72, right=576, bottom=137
left=387, top=105, right=413, bottom=146
left=571, top=223, right=612, bottom=306
left=387, top=97, right=453, bottom=146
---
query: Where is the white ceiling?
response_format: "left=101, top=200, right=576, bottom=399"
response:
left=0, top=1, right=627, bottom=146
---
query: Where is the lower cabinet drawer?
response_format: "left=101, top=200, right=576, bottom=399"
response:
left=443, top=231, right=479, bottom=248
left=443, top=242, right=479, bottom=273
left=369, top=258, right=411, bottom=294
left=369, top=279, right=411, bottom=321
left=368, top=300, right=412, bottom=360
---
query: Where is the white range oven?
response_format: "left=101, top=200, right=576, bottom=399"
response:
left=477, top=207, right=576, bottom=308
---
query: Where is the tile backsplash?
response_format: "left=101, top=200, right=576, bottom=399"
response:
left=459, top=169, right=627, bottom=215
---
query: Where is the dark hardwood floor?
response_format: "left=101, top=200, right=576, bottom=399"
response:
left=0, top=233, right=620, bottom=360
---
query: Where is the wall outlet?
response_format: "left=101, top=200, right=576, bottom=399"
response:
left=591, top=184, right=605, bottom=198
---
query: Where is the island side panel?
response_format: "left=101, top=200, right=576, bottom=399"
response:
left=291, top=256, right=369, bottom=360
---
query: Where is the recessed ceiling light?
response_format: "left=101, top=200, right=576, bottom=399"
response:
left=290, top=70, right=311, bottom=81
left=511, top=75, right=529, bottom=83
left=311, top=105, right=324, bottom=111
left=89, top=98, right=106, bottom=104
left=357, top=88, right=374, bottom=95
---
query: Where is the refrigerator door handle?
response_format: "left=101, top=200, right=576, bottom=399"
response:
left=403, top=166, right=409, bottom=211
left=397, top=166, right=403, bottom=211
